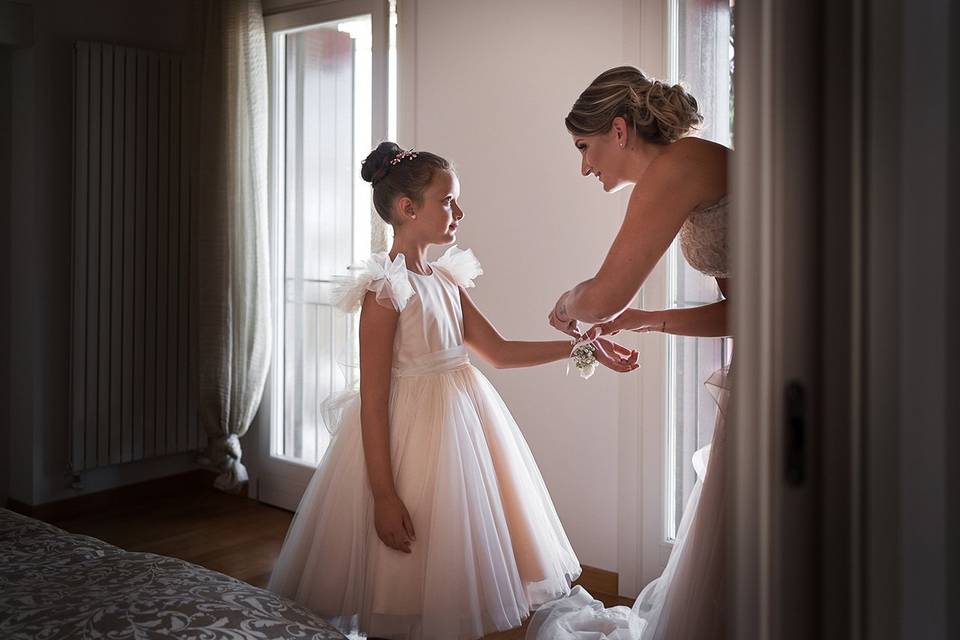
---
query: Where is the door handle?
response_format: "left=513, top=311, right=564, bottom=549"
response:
left=784, top=381, right=806, bottom=486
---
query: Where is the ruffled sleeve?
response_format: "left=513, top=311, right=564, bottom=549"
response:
left=333, top=252, right=414, bottom=313
left=433, top=245, right=483, bottom=288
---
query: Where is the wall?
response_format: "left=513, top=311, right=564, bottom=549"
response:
left=946, top=5, right=960, bottom=638
left=409, top=0, right=642, bottom=573
left=950, top=1, right=960, bottom=633
left=9, top=30, right=36, bottom=504
left=862, top=0, right=957, bottom=635
left=9, top=0, right=654, bottom=576
left=897, top=0, right=950, bottom=631
left=7, top=0, right=198, bottom=507
left=1, top=45, right=11, bottom=508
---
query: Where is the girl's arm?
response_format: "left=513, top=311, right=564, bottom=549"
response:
left=358, top=292, right=416, bottom=553
left=462, top=289, right=570, bottom=368
left=460, top=289, right=638, bottom=372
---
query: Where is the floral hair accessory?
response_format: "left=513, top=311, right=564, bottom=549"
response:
left=389, top=149, right=419, bottom=165
left=567, top=337, right=598, bottom=380
left=362, top=148, right=419, bottom=186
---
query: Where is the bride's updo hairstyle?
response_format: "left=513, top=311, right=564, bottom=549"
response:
left=361, top=141, right=451, bottom=224
left=566, top=66, right=703, bottom=145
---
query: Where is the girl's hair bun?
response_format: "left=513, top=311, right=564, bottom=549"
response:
left=361, top=141, right=402, bottom=185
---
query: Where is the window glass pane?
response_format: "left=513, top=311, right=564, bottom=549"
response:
left=276, top=14, right=372, bottom=465
left=665, top=0, right=734, bottom=541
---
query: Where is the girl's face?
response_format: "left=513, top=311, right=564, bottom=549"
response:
left=572, top=121, right=632, bottom=193
left=408, top=169, right=464, bottom=244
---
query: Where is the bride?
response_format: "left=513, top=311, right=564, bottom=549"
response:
left=532, top=66, right=732, bottom=640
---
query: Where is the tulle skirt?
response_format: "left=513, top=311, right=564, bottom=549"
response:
left=527, top=367, right=731, bottom=640
left=268, top=353, right=580, bottom=640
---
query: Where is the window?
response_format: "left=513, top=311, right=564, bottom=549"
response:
left=274, top=15, right=372, bottom=466
left=258, top=0, right=394, bottom=509
left=664, top=0, right=735, bottom=540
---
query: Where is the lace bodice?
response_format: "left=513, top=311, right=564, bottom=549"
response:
left=679, top=196, right=730, bottom=279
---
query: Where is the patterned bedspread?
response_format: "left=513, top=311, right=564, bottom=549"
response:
left=0, top=508, right=346, bottom=639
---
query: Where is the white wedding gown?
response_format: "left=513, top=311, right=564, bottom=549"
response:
left=527, top=371, right=729, bottom=640
left=528, top=196, right=733, bottom=640
left=268, top=246, right=580, bottom=640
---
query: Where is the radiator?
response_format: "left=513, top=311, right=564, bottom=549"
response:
left=70, top=41, right=199, bottom=472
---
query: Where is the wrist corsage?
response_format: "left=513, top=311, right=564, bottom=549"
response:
left=567, top=338, right=598, bottom=380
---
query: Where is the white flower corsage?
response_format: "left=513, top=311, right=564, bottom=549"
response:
left=567, top=338, right=598, bottom=380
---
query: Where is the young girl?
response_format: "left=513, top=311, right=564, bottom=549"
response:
left=268, top=142, right=638, bottom=640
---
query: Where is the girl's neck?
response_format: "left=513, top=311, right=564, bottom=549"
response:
left=388, top=237, right=431, bottom=274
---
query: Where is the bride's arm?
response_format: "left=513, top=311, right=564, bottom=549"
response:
left=552, top=145, right=706, bottom=327
left=460, top=289, right=638, bottom=371
left=594, top=300, right=729, bottom=338
left=590, top=277, right=731, bottom=338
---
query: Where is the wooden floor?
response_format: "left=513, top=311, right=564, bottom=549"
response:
left=54, top=485, right=291, bottom=589
left=53, top=484, right=632, bottom=640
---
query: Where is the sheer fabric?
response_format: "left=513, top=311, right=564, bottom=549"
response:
left=527, top=369, right=730, bottom=640
left=269, top=247, right=580, bottom=639
left=194, top=0, right=271, bottom=492
left=528, top=193, right=732, bottom=640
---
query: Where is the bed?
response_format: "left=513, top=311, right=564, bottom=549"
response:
left=0, top=508, right=346, bottom=639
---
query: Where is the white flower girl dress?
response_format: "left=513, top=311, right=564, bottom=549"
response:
left=268, top=246, right=580, bottom=640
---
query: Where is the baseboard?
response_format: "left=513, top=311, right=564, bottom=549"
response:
left=4, top=469, right=225, bottom=522
left=574, top=564, right=620, bottom=598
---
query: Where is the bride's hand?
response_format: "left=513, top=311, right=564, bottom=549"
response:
left=584, top=309, right=661, bottom=339
left=593, top=337, right=640, bottom=373
left=548, top=291, right=581, bottom=337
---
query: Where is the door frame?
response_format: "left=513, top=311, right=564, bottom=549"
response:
left=730, top=0, right=824, bottom=637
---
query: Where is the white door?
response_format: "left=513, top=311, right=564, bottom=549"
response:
left=254, top=0, right=391, bottom=511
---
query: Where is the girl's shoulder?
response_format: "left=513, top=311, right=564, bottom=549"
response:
left=333, top=252, right=414, bottom=314
left=432, top=245, right=483, bottom=289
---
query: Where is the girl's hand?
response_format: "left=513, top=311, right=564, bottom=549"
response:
left=593, top=337, right=640, bottom=373
left=584, top=309, right=661, bottom=339
left=374, top=494, right=416, bottom=554
left=549, top=291, right=581, bottom=337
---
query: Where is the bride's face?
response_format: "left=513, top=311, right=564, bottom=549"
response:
left=572, top=124, right=632, bottom=194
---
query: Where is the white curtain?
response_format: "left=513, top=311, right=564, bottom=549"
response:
left=193, top=0, right=271, bottom=492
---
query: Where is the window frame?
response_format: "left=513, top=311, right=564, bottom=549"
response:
left=621, top=0, right=733, bottom=597
left=250, top=0, right=391, bottom=510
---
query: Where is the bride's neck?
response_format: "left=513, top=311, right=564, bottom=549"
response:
left=626, top=140, right=667, bottom=183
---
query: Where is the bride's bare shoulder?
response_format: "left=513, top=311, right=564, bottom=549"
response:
left=652, top=137, right=729, bottom=204
left=663, top=136, right=730, bottom=162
